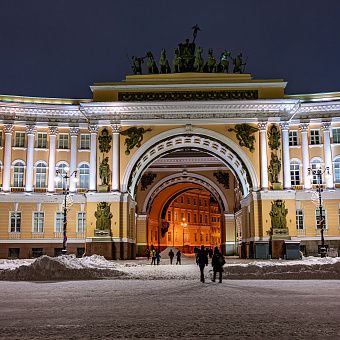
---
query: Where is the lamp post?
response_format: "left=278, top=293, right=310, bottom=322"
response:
left=181, top=218, right=187, bottom=252
left=307, top=165, right=330, bottom=258
left=55, top=168, right=77, bottom=254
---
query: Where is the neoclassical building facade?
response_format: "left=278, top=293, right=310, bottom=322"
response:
left=0, top=73, right=340, bottom=259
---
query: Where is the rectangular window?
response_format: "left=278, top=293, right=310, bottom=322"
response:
left=194, top=214, right=197, bottom=223
left=199, top=215, right=203, bottom=223
left=204, top=200, right=207, bottom=206
left=181, top=212, right=184, bottom=221
left=58, top=134, right=69, bottom=149
left=316, top=209, right=326, bottom=229
left=187, top=213, right=191, bottom=223
left=167, top=211, right=171, bottom=221
left=180, top=197, right=184, bottom=203
left=37, top=133, right=47, bottom=148
left=10, top=212, right=21, bottom=233
left=290, top=163, right=300, bottom=185
left=206, top=234, right=209, bottom=242
left=14, top=132, right=25, bottom=147
left=200, top=233, right=203, bottom=242
left=289, top=130, right=298, bottom=146
left=80, top=134, right=90, bottom=149
left=55, top=212, right=63, bottom=233
left=205, top=215, right=208, bottom=224
left=77, top=212, right=86, bottom=232
left=332, top=128, right=340, bottom=143
left=310, top=129, right=320, bottom=145
left=199, top=199, right=202, bottom=206
left=174, top=212, right=178, bottom=221
left=187, top=198, right=190, bottom=204
left=33, top=212, right=44, bottom=233
left=194, top=233, right=197, bottom=242
left=193, top=199, right=196, bottom=205
left=296, top=209, right=304, bottom=230
left=168, top=232, right=171, bottom=242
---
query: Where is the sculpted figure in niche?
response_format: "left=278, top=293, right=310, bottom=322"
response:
left=99, top=157, right=110, bottom=186
left=268, top=124, right=281, bottom=150
left=95, top=202, right=113, bottom=231
left=268, top=153, right=281, bottom=184
left=269, top=200, right=288, bottom=229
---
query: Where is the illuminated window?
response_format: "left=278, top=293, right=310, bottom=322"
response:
left=310, top=129, right=320, bottom=145
left=35, top=162, right=47, bottom=188
left=296, top=209, right=304, bottom=230
left=77, top=212, right=86, bottom=233
left=13, top=161, right=25, bottom=187
left=58, top=134, right=69, bottom=149
left=80, top=134, right=90, bottom=149
left=33, top=212, right=44, bottom=233
left=167, top=211, right=171, bottom=221
left=174, top=212, right=178, bottom=221
left=289, top=130, right=298, bottom=146
left=14, top=132, right=25, bottom=147
left=333, top=128, right=340, bottom=143
left=10, top=212, right=21, bottom=233
left=181, top=212, right=184, bottom=220
left=55, top=212, right=63, bottom=233
left=290, top=161, right=300, bottom=185
left=79, top=163, right=90, bottom=189
left=37, top=133, right=47, bottom=148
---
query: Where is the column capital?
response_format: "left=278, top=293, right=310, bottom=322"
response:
left=4, top=124, right=13, bottom=134
left=299, top=123, right=309, bottom=132
left=111, top=123, right=121, bottom=133
left=26, top=125, right=36, bottom=135
left=69, top=127, right=79, bottom=136
left=258, top=122, right=267, bottom=131
left=321, top=122, right=331, bottom=131
left=48, top=126, right=58, bottom=135
left=88, top=124, right=99, bottom=134
left=279, top=122, right=289, bottom=131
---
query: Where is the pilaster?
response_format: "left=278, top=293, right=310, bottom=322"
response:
left=111, top=122, right=121, bottom=191
left=88, top=124, right=98, bottom=191
left=258, top=122, right=268, bottom=190
left=300, top=123, right=311, bottom=189
left=280, top=122, right=291, bottom=189
left=25, top=125, right=36, bottom=192
left=47, top=126, right=58, bottom=193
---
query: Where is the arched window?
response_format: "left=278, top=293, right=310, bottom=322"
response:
left=13, top=161, right=25, bottom=187
left=78, top=163, right=90, bottom=189
left=334, top=157, right=340, bottom=183
left=290, top=160, right=300, bottom=185
left=35, top=162, right=47, bottom=188
left=311, top=158, right=323, bottom=184
left=55, top=162, right=69, bottom=189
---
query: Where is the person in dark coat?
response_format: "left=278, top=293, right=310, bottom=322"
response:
left=145, top=248, right=150, bottom=261
left=168, top=249, right=175, bottom=264
left=156, top=250, right=161, bottom=265
left=196, top=245, right=208, bottom=283
left=151, top=249, right=156, bottom=265
left=176, top=250, right=182, bottom=265
left=211, top=246, right=225, bottom=283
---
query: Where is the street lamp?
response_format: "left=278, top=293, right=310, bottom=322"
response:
left=307, top=164, right=330, bottom=258
left=181, top=218, right=187, bottom=252
left=55, top=167, right=78, bottom=254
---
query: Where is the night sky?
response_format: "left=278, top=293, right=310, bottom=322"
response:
left=1, top=0, right=340, bottom=99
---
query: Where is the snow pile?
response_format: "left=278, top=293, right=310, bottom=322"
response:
left=1, top=255, right=340, bottom=281
left=0, top=255, right=126, bottom=281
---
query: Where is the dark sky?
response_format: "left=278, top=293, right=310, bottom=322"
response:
left=1, top=0, right=340, bottom=99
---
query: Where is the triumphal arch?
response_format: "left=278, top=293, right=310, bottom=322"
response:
left=1, top=40, right=340, bottom=259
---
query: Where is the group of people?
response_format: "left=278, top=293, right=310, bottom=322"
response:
left=145, top=245, right=225, bottom=283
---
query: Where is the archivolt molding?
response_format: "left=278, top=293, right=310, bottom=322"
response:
left=141, top=172, right=229, bottom=214
left=122, top=127, right=259, bottom=198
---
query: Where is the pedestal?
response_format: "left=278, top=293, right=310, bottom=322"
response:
left=98, top=184, right=110, bottom=192
left=86, top=237, right=113, bottom=259
left=272, top=183, right=283, bottom=190
left=255, top=241, right=269, bottom=259
left=285, top=240, right=301, bottom=260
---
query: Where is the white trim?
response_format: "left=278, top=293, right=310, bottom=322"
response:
left=0, top=238, right=86, bottom=244
left=122, top=127, right=259, bottom=197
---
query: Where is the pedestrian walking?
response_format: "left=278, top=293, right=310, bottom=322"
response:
left=196, top=245, right=208, bottom=283
left=168, top=249, right=175, bottom=264
left=156, top=250, right=161, bottom=265
left=176, top=250, right=182, bottom=265
left=151, top=249, right=156, bottom=265
left=211, top=246, right=225, bottom=283
left=145, top=248, right=150, bottom=261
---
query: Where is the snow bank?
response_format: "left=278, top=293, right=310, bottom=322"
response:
left=1, top=255, right=340, bottom=281
left=0, top=255, right=126, bottom=281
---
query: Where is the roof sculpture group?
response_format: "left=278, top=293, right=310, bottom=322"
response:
left=131, top=25, right=247, bottom=75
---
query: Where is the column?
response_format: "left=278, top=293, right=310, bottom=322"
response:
left=300, top=123, right=311, bottom=189
left=280, top=122, right=291, bottom=190
left=89, top=124, right=98, bottom=191
left=111, top=123, right=121, bottom=191
left=69, top=127, right=79, bottom=193
left=2, top=124, right=13, bottom=192
left=47, top=126, right=58, bottom=192
left=25, top=125, right=36, bottom=192
left=322, top=122, right=334, bottom=189
left=258, top=122, right=268, bottom=190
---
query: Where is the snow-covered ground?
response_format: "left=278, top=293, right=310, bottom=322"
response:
left=0, top=254, right=340, bottom=281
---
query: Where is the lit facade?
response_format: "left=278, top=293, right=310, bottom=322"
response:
left=0, top=73, right=340, bottom=259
